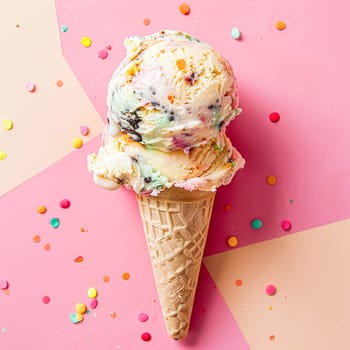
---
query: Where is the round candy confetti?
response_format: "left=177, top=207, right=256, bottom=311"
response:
left=60, top=199, right=71, bottom=209
left=74, top=256, right=84, bottom=263
left=61, top=25, right=68, bottom=32
left=43, top=243, right=51, bottom=251
left=138, top=312, right=149, bottom=322
left=37, top=205, right=47, bottom=214
left=231, top=27, right=241, bottom=40
left=50, top=217, right=60, bottom=228
left=98, top=49, right=108, bottom=59
left=2, top=119, right=13, bottom=130
left=81, top=36, right=92, bottom=48
left=87, top=287, right=98, bottom=299
left=143, top=18, right=150, bottom=25
left=179, top=3, right=190, bottom=15
left=266, top=175, right=277, bottom=185
left=75, top=302, right=87, bottom=314
left=110, top=311, right=117, bottom=319
left=106, top=45, right=112, bottom=50
left=56, top=80, right=64, bottom=87
left=0, top=280, right=9, bottom=290
left=70, top=312, right=84, bottom=324
left=275, top=21, right=286, bottom=30
left=0, top=151, right=7, bottom=160
left=25, top=82, right=36, bottom=92
left=72, top=137, right=83, bottom=149
left=227, top=235, right=239, bottom=248
left=141, top=332, right=152, bottom=341
left=235, top=279, right=243, bottom=287
left=265, top=284, right=277, bottom=296
left=90, top=299, right=98, bottom=309
left=269, top=335, right=276, bottom=341
left=269, top=112, right=280, bottom=123
left=42, top=296, right=51, bottom=304
left=224, top=204, right=231, bottom=211
left=281, top=220, right=292, bottom=231
left=122, top=272, right=130, bottom=280
left=79, top=125, right=89, bottom=136
left=32, top=235, right=41, bottom=243
left=251, top=218, right=263, bottom=230
left=103, top=275, right=110, bottom=283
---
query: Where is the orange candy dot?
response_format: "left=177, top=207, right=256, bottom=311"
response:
left=56, top=80, right=64, bottom=87
left=235, top=279, right=243, bottom=287
left=275, top=21, right=286, bottom=30
left=110, top=311, right=117, bottom=318
left=103, top=275, right=111, bottom=283
left=143, top=18, right=150, bottom=25
left=32, top=235, right=41, bottom=243
left=37, top=205, right=47, bottom=214
left=3, top=289, right=10, bottom=295
left=74, top=256, right=84, bottom=263
left=266, top=175, right=277, bottom=185
left=179, top=3, right=191, bottom=15
left=269, top=335, right=276, bottom=342
left=176, top=58, right=186, bottom=71
left=43, top=243, right=51, bottom=251
left=122, top=272, right=130, bottom=280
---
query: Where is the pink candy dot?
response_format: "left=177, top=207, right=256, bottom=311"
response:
left=265, top=284, right=277, bottom=296
left=269, top=112, right=280, bottom=123
left=59, top=199, right=71, bottom=209
left=138, top=312, right=149, bottom=322
left=42, top=296, right=51, bottom=304
left=141, top=332, right=151, bottom=341
left=90, top=299, right=98, bottom=309
left=80, top=125, right=89, bottom=136
left=0, top=280, right=9, bottom=290
left=105, top=45, right=112, bottom=50
left=25, top=82, right=36, bottom=92
left=98, top=49, right=108, bottom=59
left=281, top=219, right=292, bottom=231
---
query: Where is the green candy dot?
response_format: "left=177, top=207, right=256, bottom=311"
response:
left=251, top=218, right=263, bottom=230
left=50, top=217, right=60, bottom=229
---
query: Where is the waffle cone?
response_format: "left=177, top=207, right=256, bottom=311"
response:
left=136, top=187, right=215, bottom=339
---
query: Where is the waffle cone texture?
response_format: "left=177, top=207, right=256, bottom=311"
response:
left=137, top=187, right=215, bottom=339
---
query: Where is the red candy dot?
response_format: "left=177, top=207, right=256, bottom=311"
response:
left=269, top=112, right=280, bottom=123
left=265, top=284, right=277, bottom=296
left=105, top=45, right=112, bottom=50
left=42, top=296, right=51, bottom=304
left=60, top=199, right=71, bottom=209
left=281, top=220, right=292, bottom=231
left=141, top=332, right=152, bottom=341
left=98, top=49, right=108, bottom=59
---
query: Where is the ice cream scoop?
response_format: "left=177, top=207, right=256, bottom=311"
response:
left=106, top=30, right=241, bottom=152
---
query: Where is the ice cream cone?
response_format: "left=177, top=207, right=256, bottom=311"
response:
left=136, top=187, right=216, bottom=339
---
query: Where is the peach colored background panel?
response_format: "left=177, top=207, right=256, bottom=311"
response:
left=205, top=219, right=350, bottom=350
left=0, top=0, right=104, bottom=196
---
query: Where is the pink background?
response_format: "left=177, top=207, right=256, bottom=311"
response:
left=1, top=0, right=350, bottom=348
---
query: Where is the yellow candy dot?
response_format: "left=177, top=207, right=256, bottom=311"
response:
left=0, top=151, right=7, bottom=160
left=275, top=21, right=286, bottom=30
left=75, top=302, right=87, bottom=314
left=81, top=36, right=92, bottom=48
left=2, top=119, right=13, bottom=130
left=87, top=287, right=98, bottom=299
left=266, top=175, right=277, bottom=185
left=227, top=235, right=239, bottom=248
left=72, top=137, right=83, bottom=149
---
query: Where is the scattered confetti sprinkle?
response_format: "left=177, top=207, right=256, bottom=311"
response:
left=74, top=256, right=84, bottom=263
left=75, top=303, right=87, bottom=314
left=0, top=280, right=9, bottom=290
left=141, top=332, right=152, bottom=341
left=60, top=199, right=71, bottom=209
left=268, top=306, right=273, bottom=311
left=281, top=219, right=292, bottom=231
left=235, top=279, right=243, bottom=287
left=103, top=275, right=110, bottom=283
left=251, top=218, right=263, bottom=230
left=275, top=20, right=286, bottom=30
left=143, top=18, right=150, bottom=25
left=122, top=272, right=130, bottom=280
left=43, top=243, right=51, bottom=251
left=266, top=175, right=277, bottom=185
left=227, top=235, right=239, bottom=248
left=0, top=151, right=7, bottom=160
left=32, top=235, right=41, bottom=243
left=61, top=25, right=69, bottom=32
left=42, top=296, right=51, bottom=304
left=70, top=312, right=84, bottom=324
left=72, top=137, right=83, bottom=149
left=87, top=287, right=98, bottom=299
left=265, top=284, right=277, bottom=296
left=231, top=26, right=241, bottom=40
left=106, top=44, right=112, bottom=50
left=110, top=311, right=117, bottom=319
left=37, top=205, right=47, bottom=214
left=25, top=82, right=36, bottom=92
left=56, top=80, right=64, bottom=87
left=2, top=119, right=13, bottom=130
left=224, top=204, right=231, bottom=211
left=179, top=3, right=190, bottom=15
left=98, top=49, right=108, bottom=59
left=81, top=36, right=92, bottom=48
left=80, top=125, right=89, bottom=136
left=3, top=289, right=10, bottom=295
left=80, top=227, right=86, bottom=232
left=90, top=299, right=98, bottom=309
left=50, top=217, right=60, bottom=229
left=269, top=112, right=280, bottom=123
left=138, top=313, right=149, bottom=322
left=269, top=334, right=276, bottom=341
